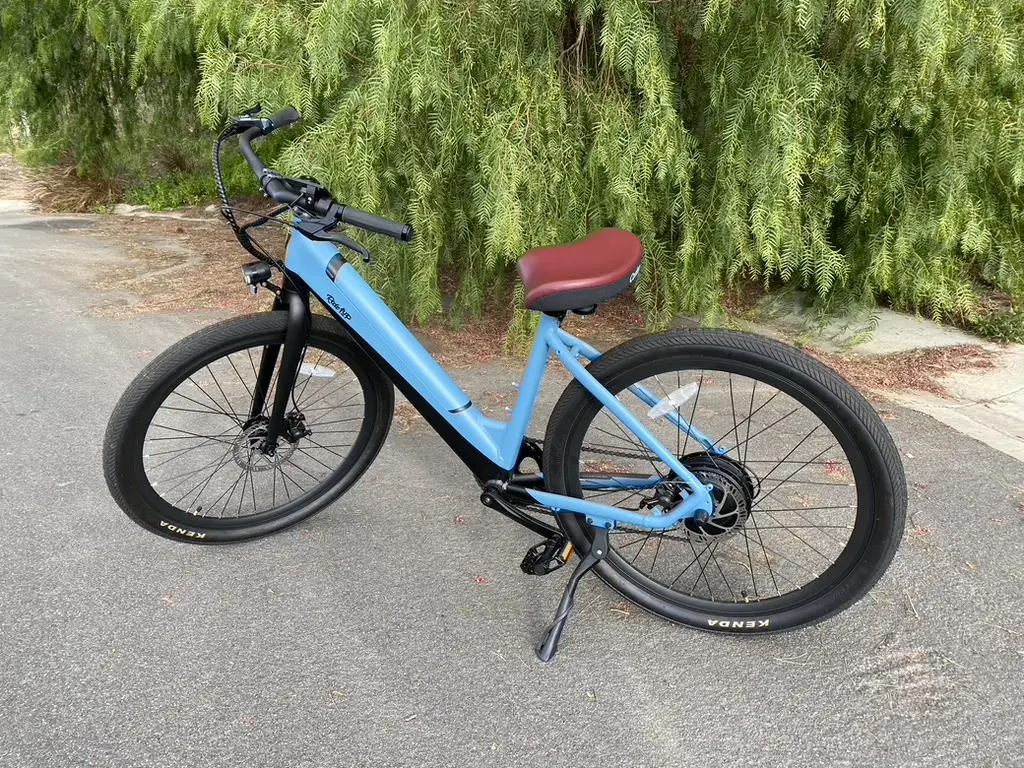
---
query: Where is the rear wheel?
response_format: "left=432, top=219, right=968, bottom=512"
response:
left=103, top=313, right=393, bottom=543
left=543, top=330, right=906, bottom=632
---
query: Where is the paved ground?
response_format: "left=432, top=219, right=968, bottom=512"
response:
left=2, top=212, right=1024, bottom=768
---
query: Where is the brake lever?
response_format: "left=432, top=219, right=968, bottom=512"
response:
left=328, top=231, right=372, bottom=263
left=230, top=104, right=267, bottom=133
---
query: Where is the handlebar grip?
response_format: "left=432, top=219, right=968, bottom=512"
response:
left=267, top=107, right=301, bottom=133
left=339, top=206, right=415, bottom=243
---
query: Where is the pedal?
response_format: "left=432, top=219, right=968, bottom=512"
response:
left=520, top=537, right=573, bottom=576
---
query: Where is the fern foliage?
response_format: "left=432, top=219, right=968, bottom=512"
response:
left=3, top=0, right=1023, bottom=323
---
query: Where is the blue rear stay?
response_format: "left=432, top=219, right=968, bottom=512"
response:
left=285, top=231, right=719, bottom=529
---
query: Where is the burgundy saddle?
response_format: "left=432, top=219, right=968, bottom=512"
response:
left=517, top=229, right=644, bottom=312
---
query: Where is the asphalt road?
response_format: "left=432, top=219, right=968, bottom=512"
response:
left=2, top=213, right=1023, bottom=768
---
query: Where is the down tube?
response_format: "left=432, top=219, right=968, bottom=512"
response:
left=285, top=233, right=513, bottom=471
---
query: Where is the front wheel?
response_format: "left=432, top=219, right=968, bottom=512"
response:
left=543, top=330, right=906, bottom=632
left=103, top=313, right=394, bottom=543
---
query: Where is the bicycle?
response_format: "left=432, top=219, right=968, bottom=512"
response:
left=103, top=106, right=907, bottom=662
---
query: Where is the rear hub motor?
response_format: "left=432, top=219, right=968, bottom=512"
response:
left=679, top=454, right=756, bottom=542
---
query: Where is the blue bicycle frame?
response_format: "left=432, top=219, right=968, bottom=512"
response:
left=285, top=230, right=718, bottom=530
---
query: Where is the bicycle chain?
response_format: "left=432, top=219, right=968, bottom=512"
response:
left=523, top=439, right=706, bottom=540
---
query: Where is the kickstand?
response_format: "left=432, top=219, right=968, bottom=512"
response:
left=535, top=525, right=610, bottom=663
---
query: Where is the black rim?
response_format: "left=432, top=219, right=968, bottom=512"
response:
left=129, top=333, right=376, bottom=529
left=566, top=357, right=874, bottom=612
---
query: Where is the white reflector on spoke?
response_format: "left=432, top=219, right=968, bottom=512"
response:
left=299, top=363, right=336, bottom=378
left=647, top=383, right=699, bottom=420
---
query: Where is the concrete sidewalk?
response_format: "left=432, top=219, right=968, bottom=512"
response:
left=890, top=345, right=1024, bottom=463
left=751, top=303, right=1024, bottom=464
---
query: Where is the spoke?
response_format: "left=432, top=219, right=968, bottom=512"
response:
left=743, top=516, right=759, bottom=598
left=156, top=405, right=239, bottom=418
left=297, top=376, right=361, bottom=413
left=202, top=466, right=245, bottom=518
left=284, top=459, right=323, bottom=483
left=153, top=452, right=236, bottom=493
left=146, top=428, right=238, bottom=464
left=759, top=479, right=853, bottom=488
left=711, top=390, right=781, bottom=447
left=260, top=366, right=282, bottom=418
left=170, top=445, right=235, bottom=507
left=689, top=538, right=720, bottom=599
left=246, top=347, right=260, bottom=382
left=248, top=466, right=259, bottom=515
left=300, top=402, right=364, bottom=412
left=668, top=539, right=713, bottom=588
left=220, top=467, right=248, bottom=517
left=756, top=511, right=841, bottom=563
left=724, top=404, right=802, bottom=458
left=236, top=470, right=250, bottom=518
left=629, top=531, right=656, bottom=565
left=681, top=372, right=704, bottom=457
left=737, top=525, right=824, bottom=584
left=170, top=389, right=242, bottom=418
left=225, top=353, right=255, bottom=403
left=757, top=505, right=855, bottom=513
left=741, top=459, right=834, bottom=465
left=308, top=416, right=364, bottom=427
left=755, top=504, right=852, bottom=548
left=583, top=486, right=649, bottom=508
left=728, top=374, right=741, bottom=457
left=291, top=446, right=336, bottom=472
left=649, top=534, right=665, bottom=575
left=753, top=443, right=835, bottom=510
left=147, top=424, right=237, bottom=445
left=752, top=524, right=854, bottom=530
left=675, top=370, right=681, bottom=458
left=594, top=417, right=662, bottom=478
left=204, top=366, right=242, bottom=426
left=588, top=424, right=643, bottom=451
left=293, top=347, right=321, bottom=405
left=184, top=376, right=240, bottom=423
left=302, top=437, right=351, bottom=459
left=746, top=512, right=781, bottom=596
left=744, top=381, right=758, bottom=466
left=612, top=534, right=653, bottom=550
left=277, top=464, right=308, bottom=495
left=707, top=544, right=735, bottom=598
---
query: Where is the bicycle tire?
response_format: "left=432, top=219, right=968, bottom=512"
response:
left=103, top=313, right=393, bottom=543
left=543, top=329, right=906, bottom=633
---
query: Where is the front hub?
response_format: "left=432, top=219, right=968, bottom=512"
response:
left=233, top=420, right=298, bottom=471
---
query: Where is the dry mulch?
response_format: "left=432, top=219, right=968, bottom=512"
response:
left=811, top=345, right=996, bottom=398
left=88, top=214, right=284, bottom=316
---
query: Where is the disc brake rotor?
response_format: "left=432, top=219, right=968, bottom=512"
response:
left=232, top=422, right=297, bottom=471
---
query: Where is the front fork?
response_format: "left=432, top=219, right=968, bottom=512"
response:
left=249, top=278, right=311, bottom=452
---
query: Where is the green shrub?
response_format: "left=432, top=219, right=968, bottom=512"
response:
left=969, top=308, right=1024, bottom=343
left=4, top=0, right=1024, bottom=331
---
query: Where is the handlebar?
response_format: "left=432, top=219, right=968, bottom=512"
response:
left=337, top=206, right=414, bottom=243
left=234, top=107, right=414, bottom=244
